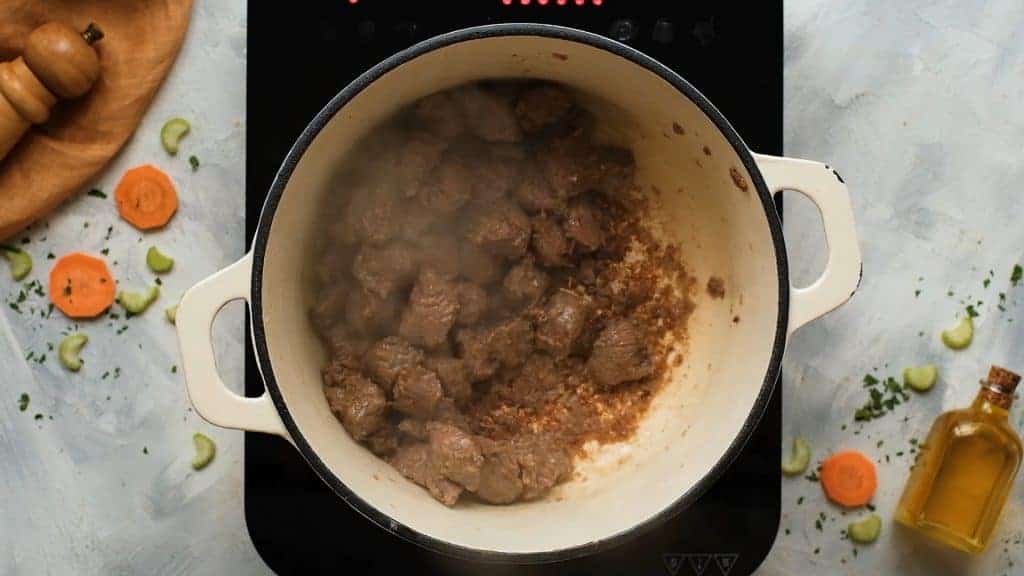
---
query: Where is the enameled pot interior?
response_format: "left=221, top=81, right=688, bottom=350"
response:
left=257, top=33, right=781, bottom=555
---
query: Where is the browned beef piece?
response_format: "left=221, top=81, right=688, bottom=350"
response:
left=433, top=397, right=472, bottom=430
left=413, top=92, right=466, bottom=141
left=503, top=257, right=549, bottom=303
left=513, top=169, right=566, bottom=215
left=475, top=439, right=524, bottom=504
left=340, top=184, right=400, bottom=245
left=564, top=197, right=604, bottom=253
left=311, top=284, right=348, bottom=329
left=514, top=85, right=574, bottom=134
left=417, top=156, right=473, bottom=216
left=389, top=443, right=463, bottom=506
left=458, top=243, right=504, bottom=285
left=531, top=215, right=571, bottom=267
left=399, top=269, right=460, bottom=348
left=536, top=289, right=591, bottom=357
left=473, top=435, right=570, bottom=503
left=450, top=85, right=522, bottom=143
left=463, top=199, right=531, bottom=259
left=456, top=318, right=534, bottom=381
left=393, top=366, right=443, bottom=418
left=364, top=427, right=401, bottom=456
left=586, top=318, right=653, bottom=388
left=344, top=289, right=398, bottom=336
left=591, top=145, right=636, bottom=194
left=319, top=324, right=368, bottom=370
left=363, top=336, right=425, bottom=392
left=514, top=435, right=573, bottom=500
left=394, top=131, right=448, bottom=193
left=576, top=257, right=597, bottom=286
left=454, top=282, right=487, bottom=326
left=323, top=370, right=388, bottom=441
left=493, top=354, right=563, bottom=405
left=352, top=243, right=418, bottom=298
left=414, top=233, right=461, bottom=279
left=427, top=422, right=483, bottom=491
left=398, top=418, right=429, bottom=440
left=469, top=143, right=526, bottom=202
left=425, top=355, right=473, bottom=406
left=539, top=140, right=636, bottom=199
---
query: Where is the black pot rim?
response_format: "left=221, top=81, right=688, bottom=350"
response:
left=249, top=23, right=789, bottom=565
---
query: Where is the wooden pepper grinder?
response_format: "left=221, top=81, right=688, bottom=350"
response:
left=0, top=22, right=104, bottom=161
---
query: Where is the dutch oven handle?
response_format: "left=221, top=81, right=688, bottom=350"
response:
left=175, top=253, right=289, bottom=437
left=753, top=154, right=863, bottom=334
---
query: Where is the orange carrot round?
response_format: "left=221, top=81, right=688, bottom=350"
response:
left=114, top=164, right=179, bottom=230
left=49, top=252, right=116, bottom=318
left=821, top=450, right=878, bottom=507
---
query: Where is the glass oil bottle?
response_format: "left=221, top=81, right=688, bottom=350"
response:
left=895, top=365, right=1022, bottom=553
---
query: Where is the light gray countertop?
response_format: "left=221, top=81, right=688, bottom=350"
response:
left=3, top=1, right=1024, bottom=574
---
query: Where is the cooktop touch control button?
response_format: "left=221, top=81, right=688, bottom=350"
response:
left=652, top=19, right=675, bottom=44
left=608, top=19, right=638, bottom=43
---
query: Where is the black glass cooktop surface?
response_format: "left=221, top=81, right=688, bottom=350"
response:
left=245, top=2, right=782, bottom=574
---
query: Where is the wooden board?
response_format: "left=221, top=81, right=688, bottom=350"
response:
left=0, top=0, right=193, bottom=240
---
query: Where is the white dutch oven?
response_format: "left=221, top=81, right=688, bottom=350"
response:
left=176, top=25, right=861, bottom=562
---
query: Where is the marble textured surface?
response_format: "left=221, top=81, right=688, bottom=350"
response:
left=2, top=0, right=1024, bottom=574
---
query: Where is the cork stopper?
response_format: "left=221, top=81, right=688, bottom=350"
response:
left=987, top=365, right=1021, bottom=392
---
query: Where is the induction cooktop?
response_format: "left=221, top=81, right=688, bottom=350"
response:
left=244, top=2, right=783, bottom=575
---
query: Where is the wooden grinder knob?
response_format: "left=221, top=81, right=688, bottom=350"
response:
left=0, top=22, right=103, bottom=161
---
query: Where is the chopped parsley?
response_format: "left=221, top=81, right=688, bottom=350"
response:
left=104, top=226, right=114, bottom=241
left=143, top=447, right=149, bottom=455
left=171, top=365, right=178, bottom=374
left=797, top=496, right=804, bottom=505
left=914, top=289, right=921, bottom=297
left=1012, top=264, right=1024, bottom=286
left=34, top=413, right=43, bottom=421
left=17, top=393, right=29, bottom=411
left=855, top=376, right=910, bottom=421
left=87, top=188, right=107, bottom=198
left=967, top=305, right=980, bottom=318
left=46, top=252, right=55, bottom=260
left=189, top=155, right=200, bottom=171
left=101, top=248, right=110, bottom=256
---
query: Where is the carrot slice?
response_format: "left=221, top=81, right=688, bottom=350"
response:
left=49, top=252, right=117, bottom=318
left=114, top=164, right=179, bottom=230
left=821, top=450, right=878, bottom=507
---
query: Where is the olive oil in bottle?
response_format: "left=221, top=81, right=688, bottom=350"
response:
left=895, top=366, right=1023, bottom=553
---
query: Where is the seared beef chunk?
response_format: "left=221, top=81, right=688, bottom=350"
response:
left=515, top=85, right=574, bottom=134
left=319, top=324, right=368, bottom=369
left=536, top=289, right=591, bottom=357
left=503, top=257, right=549, bottom=304
left=317, top=81, right=692, bottom=506
left=399, top=269, right=460, bottom=348
left=454, top=282, right=487, bottom=326
left=413, top=92, right=466, bottom=140
left=591, top=145, right=635, bottom=194
left=339, top=184, right=400, bottom=245
left=323, top=369, right=387, bottom=441
left=531, top=215, right=571, bottom=267
left=515, top=436, right=573, bottom=500
left=414, top=233, right=461, bottom=279
left=389, top=443, right=463, bottom=506
left=364, top=427, right=401, bottom=456
left=587, top=319, right=653, bottom=388
left=352, top=242, right=418, bottom=298
left=456, top=318, right=534, bottom=381
left=457, top=243, right=504, bottom=285
left=417, top=156, right=473, bottom=216
left=427, top=422, right=483, bottom=491
left=425, top=355, right=473, bottom=406
left=514, top=169, right=566, bottom=215
left=394, top=131, right=448, bottom=192
left=473, top=436, right=571, bottom=503
left=450, top=85, right=523, bottom=143
left=463, top=199, right=531, bottom=260
left=475, top=439, right=524, bottom=504
left=363, top=336, right=424, bottom=392
left=345, top=289, right=398, bottom=336
left=398, top=418, right=429, bottom=440
left=564, top=198, right=604, bottom=253
left=393, top=366, right=443, bottom=418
